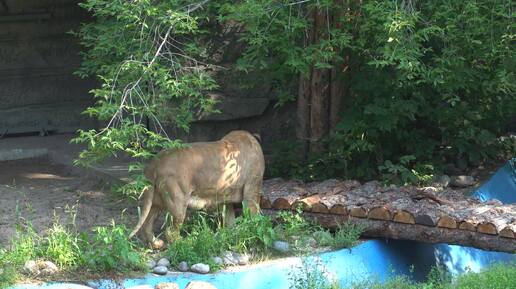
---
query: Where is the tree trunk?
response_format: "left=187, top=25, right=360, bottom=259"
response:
left=296, top=3, right=348, bottom=156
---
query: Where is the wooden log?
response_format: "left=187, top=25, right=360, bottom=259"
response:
left=259, top=196, right=272, bottom=209
left=292, top=195, right=321, bottom=212
left=393, top=210, right=415, bottom=224
left=349, top=207, right=367, bottom=218
left=263, top=210, right=516, bottom=253
left=437, top=215, right=457, bottom=229
left=499, top=224, right=515, bottom=239
left=311, top=202, right=329, bottom=214
left=458, top=221, right=476, bottom=232
left=368, top=206, right=392, bottom=221
left=272, top=198, right=292, bottom=210
left=477, top=222, right=498, bottom=235
left=415, top=214, right=436, bottom=227
left=329, top=204, right=347, bottom=215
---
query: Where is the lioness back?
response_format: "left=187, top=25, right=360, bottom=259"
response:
left=145, top=130, right=264, bottom=203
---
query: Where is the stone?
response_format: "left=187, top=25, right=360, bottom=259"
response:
left=156, top=257, right=170, bottom=267
left=450, top=175, right=476, bottom=187
left=190, top=263, right=210, bottom=274
left=23, top=260, right=39, bottom=275
left=236, top=253, right=250, bottom=265
left=40, top=261, right=59, bottom=275
left=185, top=281, right=218, bottom=289
left=146, top=260, right=157, bottom=269
left=153, top=265, right=168, bottom=275
left=432, top=175, right=451, bottom=188
left=222, top=251, right=238, bottom=265
left=272, top=241, right=290, bottom=253
left=211, top=256, right=223, bottom=265
left=178, top=261, right=189, bottom=272
left=156, top=282, right=180, bottom=289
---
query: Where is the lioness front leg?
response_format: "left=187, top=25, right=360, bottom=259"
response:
left=161, top=179, right=188, bottom=243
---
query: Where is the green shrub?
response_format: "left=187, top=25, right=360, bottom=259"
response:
left=83, top=222, right=145, bottom=272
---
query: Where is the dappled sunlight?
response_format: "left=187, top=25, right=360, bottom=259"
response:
left=20, top=173, right=73, bottom=181
left=217, top=146, right=242, bottom=191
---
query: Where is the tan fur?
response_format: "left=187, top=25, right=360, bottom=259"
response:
left=129, top=130, right=265, bottom=245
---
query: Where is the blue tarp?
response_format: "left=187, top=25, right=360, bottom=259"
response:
left=10, top=159, right=516, bottom=289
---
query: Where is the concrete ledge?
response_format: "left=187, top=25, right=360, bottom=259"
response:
left=0, top=148, right=48, bottom=161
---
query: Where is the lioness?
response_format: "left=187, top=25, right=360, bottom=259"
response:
left=129, top=130, right=265, bottom=247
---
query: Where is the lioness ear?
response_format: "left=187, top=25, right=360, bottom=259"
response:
left=252, top=133, right=262, bottom=143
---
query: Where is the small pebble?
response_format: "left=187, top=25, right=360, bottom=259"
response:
left=190, top=263, right=210, bottom=274
left=153, top=265, right=168, bottom=275
left=273, top=241, right=290, bottom=253
left=157, top=257, right=171, bottom=267
left=178, top=261, right=189, bottom=272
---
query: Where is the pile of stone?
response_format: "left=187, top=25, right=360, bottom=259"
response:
left=147, top=251, right=253, bottom=276
left=23, top=260, right=59, bottom=276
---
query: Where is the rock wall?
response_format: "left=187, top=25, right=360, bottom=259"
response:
left=0, top=0, right=296, bottom=153
left=0, top=0, right=97, bottom=135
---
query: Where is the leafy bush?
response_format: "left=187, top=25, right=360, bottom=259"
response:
left=83, top=223, right=145, bottom=272
left=73, top=0, right=219, bottom=166
left=223, top=0, right=515, bottom=183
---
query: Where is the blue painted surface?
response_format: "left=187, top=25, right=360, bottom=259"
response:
left=472, top=158, right=516, bottom=203
left=10, top=159, right=516, bottom=289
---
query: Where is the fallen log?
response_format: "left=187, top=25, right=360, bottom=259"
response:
left=262, top=210, right=516, bottom=253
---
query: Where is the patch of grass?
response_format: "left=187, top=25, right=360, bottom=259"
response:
left=3, top=224, right=38, bottom=266
left=0, top=262, right=18, bottom=289
left=350, top=263, right=516, bottom=289
left=168, top=206, right=277, bottom=269
left=167, top=206, right=364, bottom=268
left=452, top=263, right=516, bottom=289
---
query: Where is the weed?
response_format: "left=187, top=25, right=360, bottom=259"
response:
left=42, top=222, right=83, bottom=268
left=289, top=257, right=340, bottom=289
left=5, top=225, right=38, bottom=266
left=276, top=207, right=312, bottom=239
left=331, top=222, right=365, bottom=249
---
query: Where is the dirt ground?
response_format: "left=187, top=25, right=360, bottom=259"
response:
left=0, top=156, right=138, bottom=247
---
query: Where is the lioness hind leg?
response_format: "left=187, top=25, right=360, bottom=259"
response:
left=161, top=179, right=188, bottom=243
left=221, top=203, right=236, bottom=227
left=141, top=207, right=164, bottom=249
left=242, top=181, right=262, bottom=214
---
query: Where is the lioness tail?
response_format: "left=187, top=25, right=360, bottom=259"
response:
left=128, top=186, right=154, bottom=239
